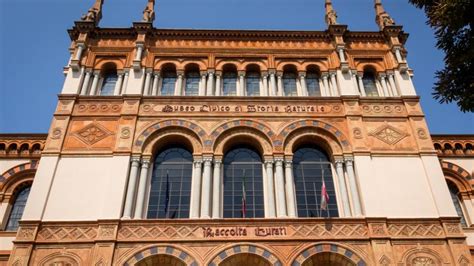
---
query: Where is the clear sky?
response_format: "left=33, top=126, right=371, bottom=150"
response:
left=0, top=0, right=472, bottom=134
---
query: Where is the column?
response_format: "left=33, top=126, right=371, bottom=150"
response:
left=215, top=72, right=222, bottom=96
left=375, top=77, right=384, bottom=96
left=151, top=72, right=160, bottom=96
left=199, top=71, right=207, bottom=96
left=175, top=71, right=184, bottom=96
left=394, top=48, right=404, bottom=63
left=269, top=71, right=277, bottom=96
left=284, top=161, right=297, bottom=217
left=143, top=70, right=152, bottom=95
left=74, top=43, right=85, bottom=61
left=380, top=74, right=390, bottom=96
left=238, top=71, right=245, bottom=96
left=123, top=157, right=140, bottom=219
left=351, top=71, right=359, bottom=96
left=277, top=72, right=284, bottom=96
left=337, top=47, right=346, bottom=62
left=345, top=158, right=362, bottom=217
left=113, top=72, right=125, bottom=96
left=321, top=73, right=330, bottom=96
left=190, top=160, right=203, bottom=218
left=299, top=72, right=308, bottom=96
left=329, top=72, right=338, bottom=96
left=357, top=74, right=366, bottom=97
left=265, top=160, right=276, bottom=218
left=200, top=157, right=213, bottom=218
left=212, top=159, right=222, bottom=218
left=274, top=159, right=287, bottom=217
left=134, top=44, right=144, bottom=63
left=80, top=70, right=92, bottom=95
left=336, top=159, right=351, bottom=217
left=89, top=71, right=100, bottom=95
left=262, top=72, right=269, bottom=96
left=122, top=70, right=130, bottom=94
left=207, top=71, right=215, bottom=96
left=388, top=73, right=398, bottom=96
left=134, top=159, right=150, bottom=219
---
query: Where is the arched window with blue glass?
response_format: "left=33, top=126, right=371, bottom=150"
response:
left=222, top=64, right=238, bottom=96
left=446, top=180, right=468, bottom=226
left=223, top=146, right=264, bottom=218
left=6, top=185, right=31, bottom=231
left=306, top=65, right=321, bottom=96
left=184, top=64, right=200, bottom=96
left=293, top=145, right=339, bottom=218
left=160, top=64, right=177, bottom=96
left=99, top=63, right=118, bottom=96
left=283, top=65, right=298, bottom=96
left=362, top=67, right=379, bottom=97
left=146, top=146, right=193, bottom=219
left=245, top=64, right=261, bottom=96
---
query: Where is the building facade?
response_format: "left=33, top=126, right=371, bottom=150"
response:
left=1, top=0, right=474, bottom=265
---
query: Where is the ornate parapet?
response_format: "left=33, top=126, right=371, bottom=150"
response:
left=432, top=135, right=474, bottom=157
left=0, top=134, right=46, bottom=158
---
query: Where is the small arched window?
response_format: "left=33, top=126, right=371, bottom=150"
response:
left=283, top=66, right=298, bottom=96
left=223, top=65, right=238, bottom=96
left=147, top=146, right=193, bottom=219
left=245, top=65, right=261, bottom=96
left=447, top=181, right=467, bottom=226
left=161, top=66, right=177, bottom=96
left=362, top=70, right=378, bottom=97
left=6, top=186, right=31, bottom=231
left=184, top=66, right=200, bottom=96
left=100, top=64, right=118, bottom=96
left=306, top=66, right=321, bottom=96
left=293, top=146, right=338, bottom=218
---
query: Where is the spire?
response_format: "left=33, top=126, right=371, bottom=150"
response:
left=375, top=0, right=395, bottom=30
left=80, top=0, right=104, bottom=26
left=142, top=0, right=156, bottom=23
left=325, top=0, right=338, bottom=26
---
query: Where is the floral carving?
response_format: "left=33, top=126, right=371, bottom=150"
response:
left=73, top=123, right=112, bottom=145
left=411, top=257, right=435, bottom=265
left=369, top=124, right=408, bottom=145
left=16, top=227, right=36, bottom=240
left=371, top=223, right=385, bottom=235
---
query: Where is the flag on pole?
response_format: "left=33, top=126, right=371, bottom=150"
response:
left=164, top=171, right=170, bottom=218
left=320, top=177, right=329, bottom=211
left=241, top=170, right=247, bottom=218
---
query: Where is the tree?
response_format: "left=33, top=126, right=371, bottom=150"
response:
left=409, top=0, right=473, bottom=112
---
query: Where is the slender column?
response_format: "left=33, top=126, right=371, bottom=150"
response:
left=200, top=157, right=213, bottom=218
left=375, top=78, right=384, bottom=96
left=134, top=44, right=144, bottom=62
left=123, top=157, right=141, bottom=219
left=274, top=159, right=287, bottom=217
left=284, top=161, right=297, bottom=217
left=199, top=71, right=207, bottom=96
left=265, top=160, right=276, bottom=218
left=336, top=159, right=352, bottom=217
left=134, top=159, right=150, bottom=219
left=269, top=71, right=277, bottom=96
left=321, top=73, right=330, bottom=96
left=388, top=73, right=398, bottom=96
left=74, top=43, right=85, bottom=61
left=299, top=72, right=308, bottom=96
left=212, top=159, right=222, bottom=218
left=238, top=71, right=245, bottom=96
left=215, top=72, right=222, bottom=96
left=277, top=72, right=284, bottom=96
left=122, top=70, right=130, bottom=94
left=190, top=160, right=203, bottom=218
left=345, top=158, right=362, bottom=217
left=151, top=73, right=160, bottom=96
left=80, top=70, right=92, bottom=95
left=329, top=72, right=338, bottom=96
left=262, top=72, right=269, bottom=96
left=113, top=72, right=124, bottom=96
left=143, top=70, right=152, bottom=95
left=380, top=74, right=390, bottom=96
left=207, top=71, right=215, bottom=96
left=357, top=74, right=366, bottom=97
left=175, top=71, right=184, bottom=96
left=90, top=71, right=100, bottom=95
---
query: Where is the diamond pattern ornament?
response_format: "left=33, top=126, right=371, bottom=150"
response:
left=370, top=124, right=408, bottom=145
left=74, top=123, right=112, bottom=145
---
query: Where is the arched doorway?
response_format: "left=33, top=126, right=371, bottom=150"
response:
left=303, top=252, right=356, bottom=266
left=136, top=254, right=186, bottom=266
left=220, top=253, right=271, bottom=266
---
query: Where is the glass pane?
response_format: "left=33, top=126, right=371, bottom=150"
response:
left=185, top=71, right=200, bottom=96
left=161, top=71, right=177, bottom=96
left=448, top=183, right=467, bottom=226
left=223, top=147, right=264, bottom=218
left=293, top=147, right=339, bottom=218
left=306, top=72, right=321, bottom=96
left=246, top=71, right=260, bottom=96
left=147, top=147, right=193, bottom=219
left=6, top=186, right=31, bottom=231
left=363, top=72, right=379, bottom=97
left=223, top=71, right=237, bottom=96
left=283, top=72, right=298, bottom=96
left=100, top=73, right=117, bottom=96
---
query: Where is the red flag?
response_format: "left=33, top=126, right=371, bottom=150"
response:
left=320, top=179, right=329, bottom=211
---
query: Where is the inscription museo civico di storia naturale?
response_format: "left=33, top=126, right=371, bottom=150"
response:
left=202, top=226, right=287, bottom=238
left=159, top=104, right=330, bottom=113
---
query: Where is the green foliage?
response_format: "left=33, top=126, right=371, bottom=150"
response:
left=409, top=0, right=473, bottom=112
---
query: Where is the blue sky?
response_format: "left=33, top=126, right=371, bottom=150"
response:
left=0, top=0, right=472, bottom=134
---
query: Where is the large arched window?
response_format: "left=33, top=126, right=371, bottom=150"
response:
left=223, top=65, right=238, bottom=96
left=245, top=65, right=261, bottom=96
left=306, top=66, right=321, bottom=96
left=6, top=186, right=31, bottom=231
left=223, top=147, right=264, bottom=218
left=160, top=65, right=177, bottom=96
left=184, top=65, right=200, bottom=96
left=293, top=146, right=339, bottom=217
left=362, top=69, right=379, bottom=97
left=283, top=66, right=298, bottom=96
left=447, top=181, right=467, bottom=226
left=147, top=147, right=193, bottom=219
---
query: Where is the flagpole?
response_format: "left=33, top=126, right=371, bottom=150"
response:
left=165, top=170, right=170, bottom=219
left=314, top=182, right=320, bottom=218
